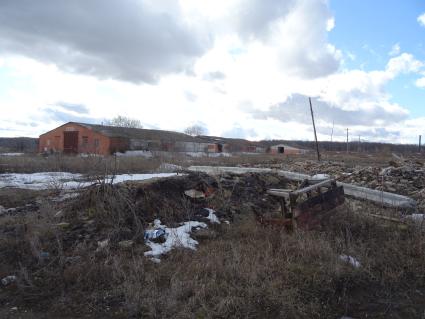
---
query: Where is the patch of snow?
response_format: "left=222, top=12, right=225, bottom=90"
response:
left=204, top=208, right=220, bottom=224
left=405, top=214, right=424, bottom=223
left=158, top=163, right=182, bottom=172
left=208, top=152, right=232, bottom=158
left=0, top=153, right=24, bottom=156
left=186, top=152, right=206, bottom=158
left=311, top=174, right=331, bottom=180
left=339, top=254, right=361, bottom=268
left=0, top=172, right=178, bottom=190
left=144, top=220, right=207, bottom=257
left=108, top=173, right=177, bottom=184
left=0, top=172, right=87, bottom=190
left=115, top=150, right=153, bottom=158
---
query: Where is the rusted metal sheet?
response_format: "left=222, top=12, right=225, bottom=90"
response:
left=292, top=183, right=345, bottom=229
left=263, top=179, right=345, bottom=230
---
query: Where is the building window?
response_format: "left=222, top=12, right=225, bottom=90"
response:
left=94, top=139, right=99, bottom=148
left=82, top=136, right=89, bottom=145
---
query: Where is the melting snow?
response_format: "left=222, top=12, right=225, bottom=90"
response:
left=144, top=219, right=207, bottom=258
left=405, top=214, right=425, bottom=223
left=0, top=153, right=24, bottom=156
left=311, top=174, right=331, bottom=180
left=115, top=150, right=153, bottom=158
left=0, top=172, right=177, bottom=190
left=204, top=208, right=221, bottom=224
left=339, top=254, right=361, bottom=268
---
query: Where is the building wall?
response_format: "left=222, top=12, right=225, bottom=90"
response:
left=269, top=146, right=303, bottom=155
left=39, top=123, right=112, bottom=155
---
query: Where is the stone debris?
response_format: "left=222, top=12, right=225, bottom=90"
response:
left=118, top=240, right=134, bottom=249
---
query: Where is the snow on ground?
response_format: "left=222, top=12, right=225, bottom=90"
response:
left=115, top=150, right=153, bottom=158
left=186, top=152, right=232, bottom=158
left=144, top=219, right=207, bottom=258
left=204, top=208, right=221, bottom=224
left=339, top=255, right=361, bottom=268
left=311, top=174, right=331, bottom=180
left=0, top=172, right=87, bottom=190
left=158, top=163, right=183, bottom=172
left=405, top=214, right=425, bottom=223
left=0, top=172, right=178, bottom=190
left=107, top=173, right=177, bottom=184
left=0, top=153, right=25, bottom=156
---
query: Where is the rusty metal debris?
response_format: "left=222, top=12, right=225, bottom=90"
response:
left=262, top=179, right=345, bottom=230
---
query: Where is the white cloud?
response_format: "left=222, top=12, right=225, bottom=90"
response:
left=326, top=17, right=335, bottom=31
left=389, top=43, right=400, bottom=56
left=0, top=1, right=424, bottom=144
left=418, top=13, right=425, bottom=27
left=386, top=53, right=423, bottom=75
left=416, top=77, right=425, bottom=88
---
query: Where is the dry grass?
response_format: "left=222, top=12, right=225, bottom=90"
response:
left=0, top=195, right=424, bottom=318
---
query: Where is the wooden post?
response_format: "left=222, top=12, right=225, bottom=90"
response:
left=419, top=135, right=422, bottom=153
left=358, top=135, right=361, bottom=153
left=346, top=128, right=349, bottom=153
left=309, top=97, right=321, bottom=161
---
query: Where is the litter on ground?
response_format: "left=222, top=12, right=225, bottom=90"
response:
left=144, top=219, right=207, bottom=258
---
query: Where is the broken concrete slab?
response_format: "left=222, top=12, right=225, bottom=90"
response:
left=188, top=166, right=417, bottom=210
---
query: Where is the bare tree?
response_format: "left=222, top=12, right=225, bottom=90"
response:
left=106, top=115, right=143, bottom=128
left=184, top=124, right=206, bottom=136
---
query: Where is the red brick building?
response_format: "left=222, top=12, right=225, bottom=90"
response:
left=38, top=122, right=225, bottom=155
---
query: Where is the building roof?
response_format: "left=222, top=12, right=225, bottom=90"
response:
left=78, top=122, right=212, bottom=143
left=40, top=122, right=212, bottom=143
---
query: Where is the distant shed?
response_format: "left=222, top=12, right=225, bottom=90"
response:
left=269, top=144, right=305, bottom=155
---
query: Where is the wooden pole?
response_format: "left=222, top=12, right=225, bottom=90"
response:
left=309, top=97, right=321, bottom=161
left=346, top=128, right=349, bottom=153
left=419, top=135, right=422, bottom=153
left=358, top=135, right=361, bottom=153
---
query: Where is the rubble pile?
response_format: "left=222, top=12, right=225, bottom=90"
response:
left=340, top=161, right=425, bottom=211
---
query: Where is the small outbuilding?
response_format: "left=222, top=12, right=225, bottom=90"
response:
left=269, top=144, right=305, bottom=155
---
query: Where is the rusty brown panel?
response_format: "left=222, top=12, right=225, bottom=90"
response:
left=293, top=185, right=345, bottom=230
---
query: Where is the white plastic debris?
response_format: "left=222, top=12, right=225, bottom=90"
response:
left=144, top=228, right=166, bottom=240
left=144, top=220, right=207, bottom=258
left=97, top=239, right=109, bottom=250
left=2, top=275, right=17, bottom=286
left=339, top=255, right=361, bottom=268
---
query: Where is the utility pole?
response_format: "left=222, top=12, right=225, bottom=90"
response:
left=419, top=135, right=422, bottom=153
left=309, top=97, right=321, bottom=161
left=346, top=128, right=349, bottom=154
left=358, top=135, right=361, bottom=153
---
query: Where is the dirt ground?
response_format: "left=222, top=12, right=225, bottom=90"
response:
left=0, top=152, right=424, bottom=318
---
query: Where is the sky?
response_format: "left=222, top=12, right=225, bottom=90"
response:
left=0, top=0, right=424, bottom=144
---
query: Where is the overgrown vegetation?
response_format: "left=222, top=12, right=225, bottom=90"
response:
left=0, top=169, right=424, bottom=318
